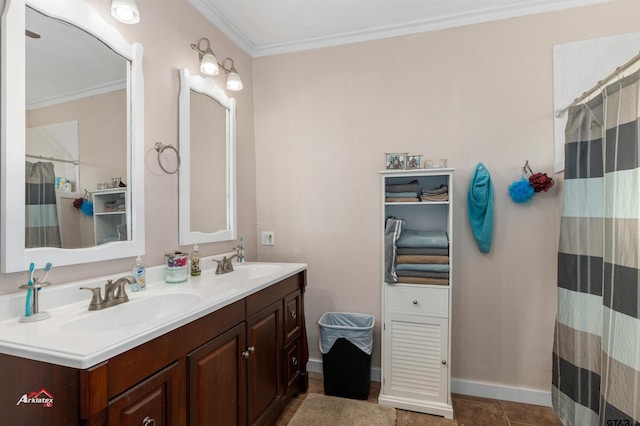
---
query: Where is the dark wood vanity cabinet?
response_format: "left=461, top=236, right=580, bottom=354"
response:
left=0, top=271, right=308, bottom=426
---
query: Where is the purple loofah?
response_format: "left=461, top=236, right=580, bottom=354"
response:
left=508, top=177, right=535, bottom=203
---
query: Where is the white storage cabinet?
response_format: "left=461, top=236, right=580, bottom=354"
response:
left=378, top=169, right=454, bottom=419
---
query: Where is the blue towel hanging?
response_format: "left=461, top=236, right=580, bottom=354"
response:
left=467, top=163, right=494, bottom=253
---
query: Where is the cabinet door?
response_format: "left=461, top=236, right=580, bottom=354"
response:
left=246, top=300, right=283, bottom=426
left=108, top=361, right=184, bottom=426
left=187, top=322, right=247, bottom=426
left=383, top=313, right=449, bottom=403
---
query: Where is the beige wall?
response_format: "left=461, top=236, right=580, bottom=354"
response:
left=0, top=0, right=256, bottom=291
left=253, top=0, right=640, bottom=392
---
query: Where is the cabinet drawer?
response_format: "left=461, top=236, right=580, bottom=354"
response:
left=385, top=286, right=448, bottom=318
left=284, top=290, right=302, bottom=344
left=284, top=340, right=302, bottom=388
left=108, top=361, right=183, bottom=426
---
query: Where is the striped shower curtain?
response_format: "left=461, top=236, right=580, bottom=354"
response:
left=553, top=69, right=640, bottom=425
left=25, top=161, right=61, bottom=248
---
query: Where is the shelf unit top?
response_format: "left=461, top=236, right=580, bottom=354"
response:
left=380, top=167, right=455, bottom=176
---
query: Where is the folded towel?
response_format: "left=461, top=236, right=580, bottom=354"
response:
left=421, top=184, right=448, bottom=195
left=396, top=263, right=450, bottom=272
left=386, top=180, right=419, bottom=193
left=386, top=191, right=418, bottom=198
left=384, top=217, right=404, bottom=284
left=396, top=229, right=448, bottom=248
left=467, top=162, right=494, bottom=253
left=396, top=277, right=449, bottom=285
left=397, top=247, right=449, bottom=256
left=396, top=271, right=449, bottom=279
left=396, top=254, right=449, bottom=264
left=421, top=193, right=448, bottom=202
left=386, top=197, right=420, bottom=202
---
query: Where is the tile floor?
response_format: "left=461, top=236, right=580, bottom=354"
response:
left=276, top=372, right=564, bottom=426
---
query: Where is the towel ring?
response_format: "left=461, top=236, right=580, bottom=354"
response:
left=155, top=142, right=180, bottom=174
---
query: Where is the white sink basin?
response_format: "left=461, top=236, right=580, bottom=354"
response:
left=234, top=264, right=284, bottom=279
left=206, top=263, right=284, bottom=280
left=60, top=292, right=203, bottom=332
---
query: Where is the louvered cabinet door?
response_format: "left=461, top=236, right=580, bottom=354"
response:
left=382, top=313, right=449, bottom=403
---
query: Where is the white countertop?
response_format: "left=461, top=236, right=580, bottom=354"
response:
left=0, top=261, right=307, bottom=369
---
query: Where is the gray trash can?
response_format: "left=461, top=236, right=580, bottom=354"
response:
left=318, top=312, right=375, bottom=400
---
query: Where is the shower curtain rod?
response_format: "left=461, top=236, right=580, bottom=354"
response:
left=26, top=154, right=79, bottom=166
left=555, top=50, right=640, bottom=118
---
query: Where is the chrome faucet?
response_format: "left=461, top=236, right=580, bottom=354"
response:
left=80, top=276, right=135, bottom=310
left=214, top=252, right=245, bottom=275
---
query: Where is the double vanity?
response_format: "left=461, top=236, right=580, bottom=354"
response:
left=0, top=262, right=309, bottom=426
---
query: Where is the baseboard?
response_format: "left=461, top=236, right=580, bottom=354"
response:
left=306, top=358, right=551, bottom=407
left=451, top=378, right=552, bottom=407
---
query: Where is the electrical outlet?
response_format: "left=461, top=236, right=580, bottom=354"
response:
left=261, top=231, right=275, bottom=246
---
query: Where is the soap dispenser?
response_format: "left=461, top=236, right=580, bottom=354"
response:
left=131, top=255, right=146, bottom=291
left=190, top=243, right=201, bottom=276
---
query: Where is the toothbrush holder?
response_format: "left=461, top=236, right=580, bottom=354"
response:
left=19, top=279, right=51, bottom=323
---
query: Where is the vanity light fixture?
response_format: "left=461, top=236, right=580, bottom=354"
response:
left=110, top=0, right=140, bottom=24
left=191, top=37, right=244, bottom=91
left=222, top=58, right=243, bottom=91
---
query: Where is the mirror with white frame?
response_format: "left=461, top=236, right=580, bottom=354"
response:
left=0, top=0, right=145, bottom=273
left=178, top=68, right=236, bottom=245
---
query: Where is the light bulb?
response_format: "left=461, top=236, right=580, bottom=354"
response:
left=200, top=53, right=219, bottom=75
left=111, top=0, right=140, bottom=24
left=115, top=7, right=133, bottom=22
left=226, top=71, right=243, bottom=91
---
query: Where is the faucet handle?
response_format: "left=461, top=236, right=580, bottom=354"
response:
left=214, top=257, right=225, bottom=274
left=113, top=279, right=130, bottom=302
left=80, top=287, right=104, bottom=310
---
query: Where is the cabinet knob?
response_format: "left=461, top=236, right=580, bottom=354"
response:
left=242, top=346, right=256, bottom=359
left=142, top=416, right=156, bottom=426
left=290, top=310, right=297, bottom=320
left=412, top=300, right=418, bottom=305
left=442, top=360, right=447, bottom=365
left=292, top=356, right=298, bottom=366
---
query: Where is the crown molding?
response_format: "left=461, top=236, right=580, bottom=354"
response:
left=186, top=0, right=258, bottom=57
left=188, top=0, right=618, bottom=58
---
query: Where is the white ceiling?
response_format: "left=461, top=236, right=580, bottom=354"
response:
left=187, top=0, right=617, bottom=57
